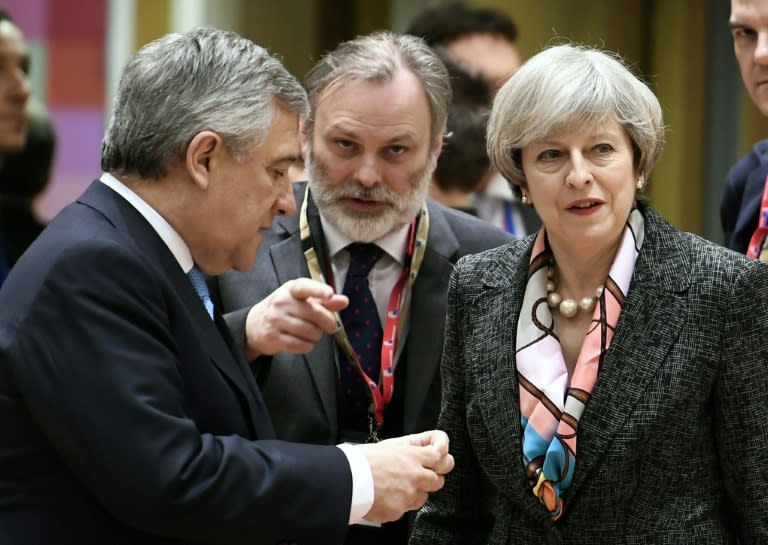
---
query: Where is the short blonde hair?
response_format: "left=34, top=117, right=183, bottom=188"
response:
left=487, top=43, right=665, bottom=197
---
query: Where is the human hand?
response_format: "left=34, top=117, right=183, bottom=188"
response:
left=357, top=431, right=454, bottom=523
left=243, top=278, right=348, bottom=360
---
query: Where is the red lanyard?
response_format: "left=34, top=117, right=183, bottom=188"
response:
left=325, top=223, right=416, bottom=431
left=299, top=185, right=429, bottom=434
left=746, top=174, right=768, bottom=260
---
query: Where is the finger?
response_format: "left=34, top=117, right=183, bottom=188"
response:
left=434, top=453, right=455, bottom=476
left=304, top=300, right=344, bottom=334
left=408, top=430, right=449, bottom=456
left=320, top=294, right=349, bottom=312
left=417, top=468, right=446, bottom=494
left=289, top=278, right=336, bottom=302
left=270, top=312, right=326, bottom=343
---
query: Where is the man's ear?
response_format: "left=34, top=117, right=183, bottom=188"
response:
left=186, top=131, right=222, bottom=190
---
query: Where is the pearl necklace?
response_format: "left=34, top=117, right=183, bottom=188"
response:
left=545, top=262, right=604, bottom=319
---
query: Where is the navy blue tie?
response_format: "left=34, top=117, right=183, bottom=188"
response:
left=339, top=243, right=384, bottom=425
left=187, top=266, right=214, bottom=319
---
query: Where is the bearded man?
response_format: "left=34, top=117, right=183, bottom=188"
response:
left=212, top=31, right=510, bottom=545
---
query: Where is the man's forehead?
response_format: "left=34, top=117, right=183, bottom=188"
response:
left=0, top=20, right=26, bottom=47
left=731, top=0, right=768, bottom=21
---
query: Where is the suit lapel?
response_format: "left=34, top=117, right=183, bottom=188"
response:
left=402, top=204, right=459, bottom=432
left=567, top=209, right=691, bottom=500
left=78, top=181, right=271, bottom=438
left=270, top=188, right=339, bottom=439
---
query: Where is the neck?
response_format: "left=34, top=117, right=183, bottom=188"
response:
left=548, top=236, right=621, bottom=298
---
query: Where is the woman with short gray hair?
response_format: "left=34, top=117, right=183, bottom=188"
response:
left=411, top=43, right=768, bottom=543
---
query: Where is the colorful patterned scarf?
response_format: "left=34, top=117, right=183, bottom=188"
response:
left=516, top=209, right=644, bottom=520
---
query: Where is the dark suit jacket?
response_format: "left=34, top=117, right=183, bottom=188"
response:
left=0, top=181, right=353, bottom=545
left=721, top=138, right=768, bottom=254
left=410, top=205, right=768, bottom=544
left=213, top=182, right=511, bottom=445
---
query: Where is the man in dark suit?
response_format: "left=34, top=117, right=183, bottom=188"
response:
left=0, top=27, right=453, bottom=545
left=721, top=0, right=768, bottom=256
left=212, top=32, right=510, bottom=545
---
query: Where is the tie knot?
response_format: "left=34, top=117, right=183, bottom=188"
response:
left=346, top=243, right=384, bottom=277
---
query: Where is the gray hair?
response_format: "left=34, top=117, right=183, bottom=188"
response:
left=487, top=43, right=665, bottom=198
left=101, top=27, right=308, bottom=179
left=303, top=31, right=451, bottom=145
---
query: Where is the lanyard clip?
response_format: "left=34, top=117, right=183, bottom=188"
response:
left=366, top=414, right=380, bottom=443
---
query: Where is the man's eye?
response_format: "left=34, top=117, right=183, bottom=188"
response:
left=732, top=27, right=756, bottom=40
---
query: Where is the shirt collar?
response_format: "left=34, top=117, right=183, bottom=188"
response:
left=320, top=212, right=411, bottom=266
left=99, top=173, right=194, bottom=273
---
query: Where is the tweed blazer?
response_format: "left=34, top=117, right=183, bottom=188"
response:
left=410, top=206, right=768, bottom=545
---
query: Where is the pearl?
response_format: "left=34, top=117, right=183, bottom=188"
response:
left=545, top=260, right=604, bottom=319
left=559, top=298, right=578, bottom=318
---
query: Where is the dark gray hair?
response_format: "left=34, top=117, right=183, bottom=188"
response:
left=101, top=27, right=308, bottom=179
left=487, top=43, right=665, bottom=198
left=303, top=31, right=451, bottom=145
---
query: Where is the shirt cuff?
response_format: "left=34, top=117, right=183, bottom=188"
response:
left=337, top=443, right=374, bottom=524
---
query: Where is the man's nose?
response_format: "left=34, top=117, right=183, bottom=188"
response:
left=273, top=176, right=297, bottom=217
left=353, top=154, right=382, bottom=188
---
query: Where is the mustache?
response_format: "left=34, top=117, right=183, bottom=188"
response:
left=321, top=181, right=398, bottom=206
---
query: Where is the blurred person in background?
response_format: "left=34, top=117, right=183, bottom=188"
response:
left=407, top=2, right=539, bottom=238
left=721, top=0, right=768, bottom=258
left=428, top=50, right=493, bottom=215
left=0, top=101, right=55, bottom=279
left=0, top=8, right=30, bottom=283
left=411, top=43, right=768, bottom=544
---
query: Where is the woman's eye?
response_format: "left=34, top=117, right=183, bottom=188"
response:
left=538, top=149, right=560, bottom=161
left=594, top=143, right=614, bottom=154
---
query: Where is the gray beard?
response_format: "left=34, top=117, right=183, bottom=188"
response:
left=306, top=148, right=433, bottom=242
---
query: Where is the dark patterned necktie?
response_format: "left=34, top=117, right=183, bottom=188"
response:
left=339, top=243, right=384, bottom=425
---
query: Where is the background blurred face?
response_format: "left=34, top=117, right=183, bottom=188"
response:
left=306, top=70, right=439, bottom=242
left=446, top=32, right=522, bottom=95
left=731, top=0, right=768, bottom=115
left=0, top=20, right=30, bottom=153
left=521, top=118, right=637, bottom=256
left=196, top=106, right=299, bottom=274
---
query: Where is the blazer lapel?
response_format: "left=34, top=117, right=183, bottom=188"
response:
left=78, top=181, right=271, bottom=438
left=568, top=209, right=691, bottom=500
left=475, top=243, right=554, bottom=523
left=402, top=204, right=459, bottom=432
left=269, top=191, right=339, bottom=438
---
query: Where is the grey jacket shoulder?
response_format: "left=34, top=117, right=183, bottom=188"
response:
left=425, top=197, right=513, bottom=256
